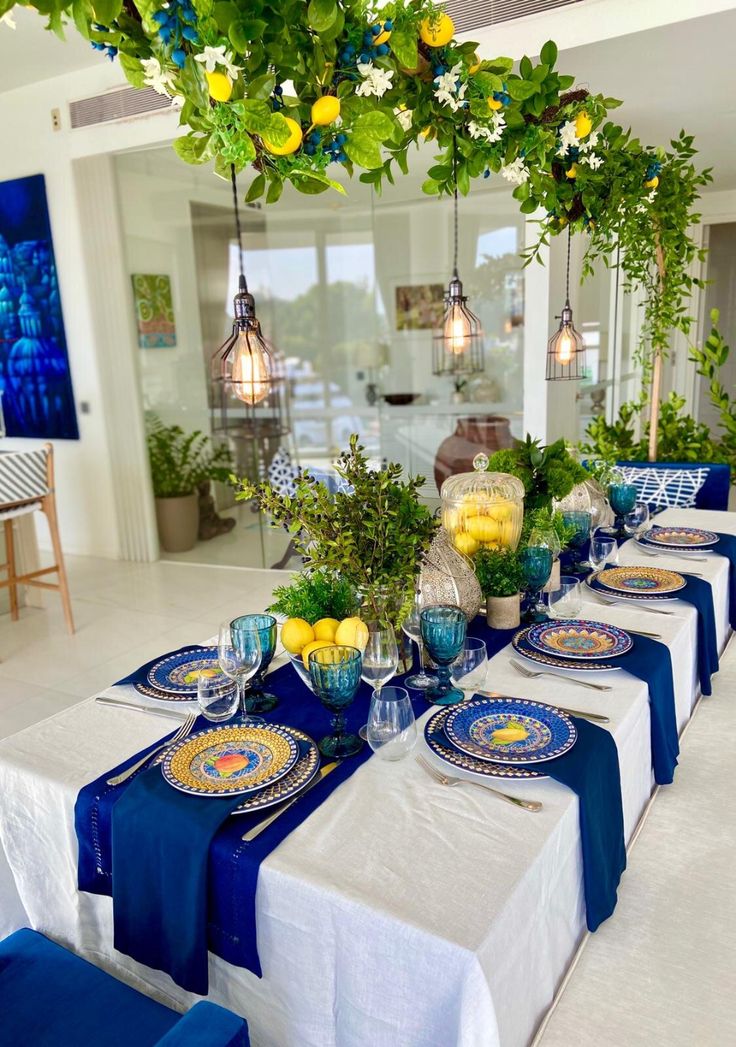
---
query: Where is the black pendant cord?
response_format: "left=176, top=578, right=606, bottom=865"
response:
left=230, top=163, right=247, bottom=293
left=564, top=224, right=571, bottom=309
left=452, top=137, right=459, bottom=278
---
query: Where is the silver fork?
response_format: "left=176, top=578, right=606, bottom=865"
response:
left=590, top=593, right=674, bottom=615
left=416, top=755, right=542, bottom=812
left=640, top=549, right=708, bottom=563
left=474, top=686, right=610, bottom=725
left=106, top=713, right=197, bottom=786
left=509, top=658, right=612, bottom=692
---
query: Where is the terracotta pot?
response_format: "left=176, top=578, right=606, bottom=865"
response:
left=155, top=493, right=199, bottom=553
left=434, top=415, right=513, bottom=492
left=486, top=594, right=521, bottom=629
left=543, top=558, right=561, bottom=593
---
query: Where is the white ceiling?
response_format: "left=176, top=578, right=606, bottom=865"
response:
left=1, top=5, right=735, bottom=187
left=0, top=7, right=99, bottom=93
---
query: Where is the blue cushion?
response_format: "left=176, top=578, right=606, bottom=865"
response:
left=0, top=929, right=248, bottom=1047
left=617, top=463, right=709, bottom=510
left=617, top=461, right=730, bottom=511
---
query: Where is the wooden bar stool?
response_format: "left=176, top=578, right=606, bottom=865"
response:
left=0, top=443, right=74, bottom=634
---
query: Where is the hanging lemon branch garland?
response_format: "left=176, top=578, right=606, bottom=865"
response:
left=1, top=0, right=712, bottom=455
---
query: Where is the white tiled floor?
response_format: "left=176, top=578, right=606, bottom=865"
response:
left=0, top=554, right=288, bottom=740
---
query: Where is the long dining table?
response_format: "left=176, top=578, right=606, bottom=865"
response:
left=0, top=506, right=732, bottom=1047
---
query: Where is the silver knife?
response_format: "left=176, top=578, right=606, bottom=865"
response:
left=241, top=761, right=339, bottom=842
left=95, top=694, right=190, bottom=721
left=474, top=687, right=610, bottom=724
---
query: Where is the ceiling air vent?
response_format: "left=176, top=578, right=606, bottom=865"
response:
left=69, top=85, right=173, bottom=129
left=446, top=0, right=584, bottom=32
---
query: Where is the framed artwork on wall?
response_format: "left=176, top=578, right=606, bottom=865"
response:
left=131, top=273, right=177, bottom=348
left=0, top=173, right=79, bottom=439
left=395, top=283, right=445, bottom=331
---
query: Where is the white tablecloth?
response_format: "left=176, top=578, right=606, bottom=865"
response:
left=0, top=508, right=732, bottom=1047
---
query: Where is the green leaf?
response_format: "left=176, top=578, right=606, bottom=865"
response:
left=291, top=170, right=343, bottom=195
left=230, top=19, right=266, bottom=53
left=245, top=73, right=276, bottom=100
left=504, top=108, right=526, bottom=129
left=389, top=28, right=418, bottom=70
left=422, top=179, right=440, bottom=196
left=236, top=98, right=276, bottom=135
left=212, top=0, right=239, bottom=33
left=540, top=40, right=558, bottom=67
left=457, top=164, right=470, bottom=196
left=354, top=111, right=394, bottom=140
left=319, top=4, right=344, bottom=41
left=519, top=55, right=533, bottom=80
left=91, top=0, right=122, bottom=24
left=344, top=132, right=382, bottom=169
left=246, top=173, right=266, bottom=202
left=484, top=59, right=514, bottom=74
left=506, top=79, right=539, bottom=101
left=473, top=71, right=503, bottom=95
left=266, top=177, right=284, bottom=204
left=72, top=0, right=93, bottom=39
left=307, top=0, right=337, bottom=32
left=173, top=134, right=211, bottom=165
left=180, top=56, right=208, bottom=110
left=118, top=53, right=146, bottom=88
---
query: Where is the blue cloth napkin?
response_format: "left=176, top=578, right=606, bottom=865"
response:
left=676, top=575, right=719, bottom=694
left=114, top=645, right=206, bottom=688
left=428, top=713, right=625, bottom=931
left=714, top=532, right=736, bottom=629
left=76, top=661, right=427, bottom=991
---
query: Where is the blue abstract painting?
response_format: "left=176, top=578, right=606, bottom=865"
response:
left=0, top=174, right=78, bottom=439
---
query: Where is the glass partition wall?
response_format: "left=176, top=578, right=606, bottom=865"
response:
left=114, top=144, right=529, bottom=568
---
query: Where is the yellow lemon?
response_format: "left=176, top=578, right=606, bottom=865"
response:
left=281, top=617, right=315, bottom=655
left=301, top=639, right=334, bottom=671
left=467, top=515, right=501, bottom=543
left=263, top=116, right=303, bottom=155
left=313, top=617, right=340, bottom=642
left=419, top=13, right=454, bottom=47
left=334, top=616, right=370, bottom=653
left=454, top=532, right=479, bottom=556
left=311, top=95, right=340, bottom=126
left=461, top=492, right=492, bottom=517
left=492, top=724, right=529, bottom=745
left=489, top=500, right=514, bottom=523
left=574, top=110, right=592, bottom=139
left=206, top=71, right=233, bottom=102
left=565, top=162, right=578, bottom=179
left=374, top=24, right=391, bottom=45
left=487, top=96, right=503, bottom=111
left=644, top=175, right=659, bottom=189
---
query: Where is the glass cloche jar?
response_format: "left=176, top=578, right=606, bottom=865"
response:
left=440, top=453, right=525, bottom=556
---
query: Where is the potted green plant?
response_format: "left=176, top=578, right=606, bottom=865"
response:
left=235, top=435, right=437, bottom=629
left=147, top=418, right=232, bottom=553
left=475, top=548, right=526, bottom=629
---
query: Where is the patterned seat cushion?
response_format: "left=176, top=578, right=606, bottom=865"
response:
left=618, top=464, right=710, bottom=510
left=0, top=448, right=49, bottom=506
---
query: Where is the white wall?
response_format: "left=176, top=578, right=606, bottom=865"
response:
left=0, top=61, right=178, bottom=557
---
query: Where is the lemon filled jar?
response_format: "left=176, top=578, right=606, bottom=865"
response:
left=440, top=453, right=525, bottom=557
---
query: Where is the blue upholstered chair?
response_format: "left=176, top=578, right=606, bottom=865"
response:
left=616, top=460, right=731, bottom=512
left=0, top=928, right=249, bottom=1046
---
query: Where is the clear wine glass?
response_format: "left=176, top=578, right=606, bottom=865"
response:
left=359, top=621, right=399, bottom=741
left=450, top=637, right=488, bottom=694
left=402, top=591, right=438, bottom=691
left=217, top=620, right=262, bottom=724
left=366, top=686, right=417, bottom=762
left=624, top=501, right=651, bottom=538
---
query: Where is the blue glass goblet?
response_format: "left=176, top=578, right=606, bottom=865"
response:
left=419, top=605, right=467, bottom=706
left=231, top=614, right=278, bottom=714
left=520, top=546, right=553, bottom=623
left=561, top=510, right=592, bottom=574
left=608, top=483, right=638, bottom=539
left=308, top=645, right=364, bottom=758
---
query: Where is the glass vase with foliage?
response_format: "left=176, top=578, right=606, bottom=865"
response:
left=487, top=436, right=589, bottom=512
left=147, top=417, right=232, bottom=499
left=235, top=435, right=437, bottom=627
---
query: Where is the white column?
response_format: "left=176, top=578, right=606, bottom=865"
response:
left=522, top=215, right=549, bottom=441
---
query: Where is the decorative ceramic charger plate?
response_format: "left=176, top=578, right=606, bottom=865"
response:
left=424, top=707, right=547, bottom=780
left=444, top=696, right=576, bottom=765
left=146, top=647, right=224, bottom=696
left=596, top=566, right=686, bottom=596
left=161, top=723, right=300, bottom=797
left=527, top=619, right=632, bottom=661
left=512, top=626, right=620, bottom=671
left=637, top=525, right=719, bottom=550
left=231, top=728, right=320, bottom=815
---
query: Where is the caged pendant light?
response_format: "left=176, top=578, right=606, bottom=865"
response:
left=432, top=149, right=484, bottom=377
left=546, top=227, right=586, bottom=381
left=210, top=165, right=290, bottom=483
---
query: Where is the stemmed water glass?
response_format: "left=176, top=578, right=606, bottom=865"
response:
left=624, top=501, right=650, bottom=538
left=519, top=546, right=553, bottom=623
left=561, top=510, right=592, bottom=574
left=420, top=605, right=467, bottom=706
left=402, top=591, right=438, bottom=691
left=217, top=620, right=262, bottom=724
left=231, top=613, right=278, bottom=714
left=589, top=532, right=619, bottom=572
left=308, top=645, right=364, bottom=758
left=366, top=686, right=417, bottom=762
left=450, top=637, right=488, bottom=694
left=608, top=482, right=638, bottom=538
left=359, top=621, right=399, bottom=741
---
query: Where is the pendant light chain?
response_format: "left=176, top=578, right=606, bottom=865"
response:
left=452, top=137, right=459, bottom=277
left=564, top=224, right=571, bottom=306
left=230, top=163, right=247, bottom=291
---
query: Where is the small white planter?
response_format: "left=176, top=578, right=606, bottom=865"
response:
left=486, top=593, right=521, bottom=629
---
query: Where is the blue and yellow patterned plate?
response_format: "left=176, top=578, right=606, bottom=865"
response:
left=585, top=573, right=679, bottom=605
left=512, top=626, right=620, bottom=671
left=637, top=525, right=719, bottom=550
left=231, top=730, right=320, bottom=815
left=527, top=619, right=632, bottom=661
left=444, top=696, right=576, bottom=765
left=424, top=706, right=548, bottom=780
left=161, top=723, right=300, bottom=797
left=595, top=566, right=685, bottom=596
left=146, top=647, right=223, bottom=696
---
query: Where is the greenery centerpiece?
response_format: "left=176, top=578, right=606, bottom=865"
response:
left=486, top=436, right=589, bottom=513
left=268, top=568, right=357, bottom=624
left=235, top=435, right=437, bottom=628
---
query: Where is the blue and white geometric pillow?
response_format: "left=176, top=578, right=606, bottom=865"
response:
left=618, top=465, right=709, bottom=510
left=267, top=448, right=300, bottom=497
